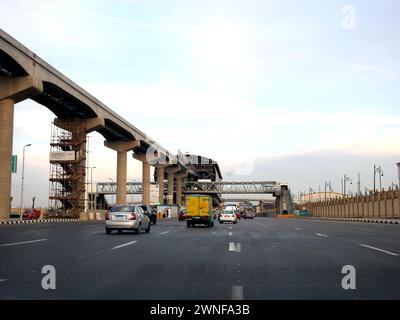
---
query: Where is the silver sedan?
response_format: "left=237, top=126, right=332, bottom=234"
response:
left=105, top=204, right=151, bottom=234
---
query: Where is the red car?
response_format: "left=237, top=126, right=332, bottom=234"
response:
left=235, top=211, right=241, bottom=220
left=22, top=209, right=41, bottom=220
left=178, top=210, right=187, bottom=221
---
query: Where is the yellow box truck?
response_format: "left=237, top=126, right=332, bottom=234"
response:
left=185, top=194, right=214, bottom=228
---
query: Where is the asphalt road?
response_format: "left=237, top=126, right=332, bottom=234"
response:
left=0, top=217, right=399, bottom=299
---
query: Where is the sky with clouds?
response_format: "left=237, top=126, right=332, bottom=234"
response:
left=2, top=0, right=400, bottom=207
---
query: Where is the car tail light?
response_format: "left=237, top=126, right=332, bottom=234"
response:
left=105, top=210, right=110, bottom=220
left=130, top=213, right=136, bottom=220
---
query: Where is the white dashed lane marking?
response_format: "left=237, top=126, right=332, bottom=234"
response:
left=294, top=227, right=302, bottom=231
left=231, top=285, right=243, bottom=300
left=315, top=233, right=328, bottom=238
left=111, top=240, right=137, bottom=250
left=0, top=239, right=47, bottom=247
left=359, top=244, right=399, bottom=256
left=229, top=232, right=233, bottom=236
left=160, top=231, right=170, bottom=235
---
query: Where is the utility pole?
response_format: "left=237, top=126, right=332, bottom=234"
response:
left=357, top=172, right=361, bottom=195
left=19, top=144, right=32, bottom=219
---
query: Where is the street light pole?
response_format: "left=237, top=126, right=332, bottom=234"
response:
left=90, top=167, right=96, bottom=211
left=373, top=164, right=376, bottom=192
left=19, top=144, right=31, bottom=219
left=324, top=181, right=332, bottom=201
left=343, top=175, right=352, bottom=197
left=397, top=162, right=400, bottom=190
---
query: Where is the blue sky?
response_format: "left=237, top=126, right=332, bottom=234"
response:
left=2, top=0, right=400, bottom=207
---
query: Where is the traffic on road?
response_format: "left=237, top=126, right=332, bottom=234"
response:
left=1, top=208, right=399, bottom=300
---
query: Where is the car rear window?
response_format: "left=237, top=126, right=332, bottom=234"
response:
left=223, top=211, right=234, bottom=215
left=110, top=205, right=135, bottom=212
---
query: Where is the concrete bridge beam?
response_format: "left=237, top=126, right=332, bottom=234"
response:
left=54, top=117, right=105, bottom=134
left=0, top=76, right=43, bottom=103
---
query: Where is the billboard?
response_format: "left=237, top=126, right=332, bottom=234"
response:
left=50, top=151, right=75, bottom=161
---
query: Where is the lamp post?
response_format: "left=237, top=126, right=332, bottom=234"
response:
left=397, top=162, right=400, bottom=190
left=324, top=181, right=332, bottom=201
left=89, top=167, right=96, bottom=212
left=343, top=175, right=352, bottom=197
left=374, top=165, right=383, bottom=192
left=19, top=144, right=31, bottom=219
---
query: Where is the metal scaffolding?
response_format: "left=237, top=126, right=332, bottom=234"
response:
left=48, top=120, right=86, bottom=218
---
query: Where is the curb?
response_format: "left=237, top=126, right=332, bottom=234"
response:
left=0, top=219, right=80, bottom=225
left=296, top=217, right=400, bottom=224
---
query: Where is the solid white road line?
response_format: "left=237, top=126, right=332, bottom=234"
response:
left=359, top=244, right=399, bottom=256
left=315, top=233, right=328, bottom=238
left=0, top=239, right=47, bottom=247
left=112, top=240, right=138, bottom=250
left=160, top=231, right=170, bottom=235
left=231, top=285, right=244, bottom=300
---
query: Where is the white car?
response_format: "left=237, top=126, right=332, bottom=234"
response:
left=105, top=204, right=151, bottom=234
left=219, top=210, right=238, bottom=224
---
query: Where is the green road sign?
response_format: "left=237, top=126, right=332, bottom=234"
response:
left=11, top=155, right=17, bottom=173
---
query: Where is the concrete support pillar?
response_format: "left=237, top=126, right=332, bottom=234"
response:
left=176, top=176, right=182, bottom=207
left=157, top=166, right=165, bottom=205
left=116, top=151, right=127, bottom=204
left=0, top=99, right=14, bottom=219
left=167, top=172, right=174, bottom=205
left=142, top=161, right=150, bottom=204
left=106, top=140, right=140, bottom=206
